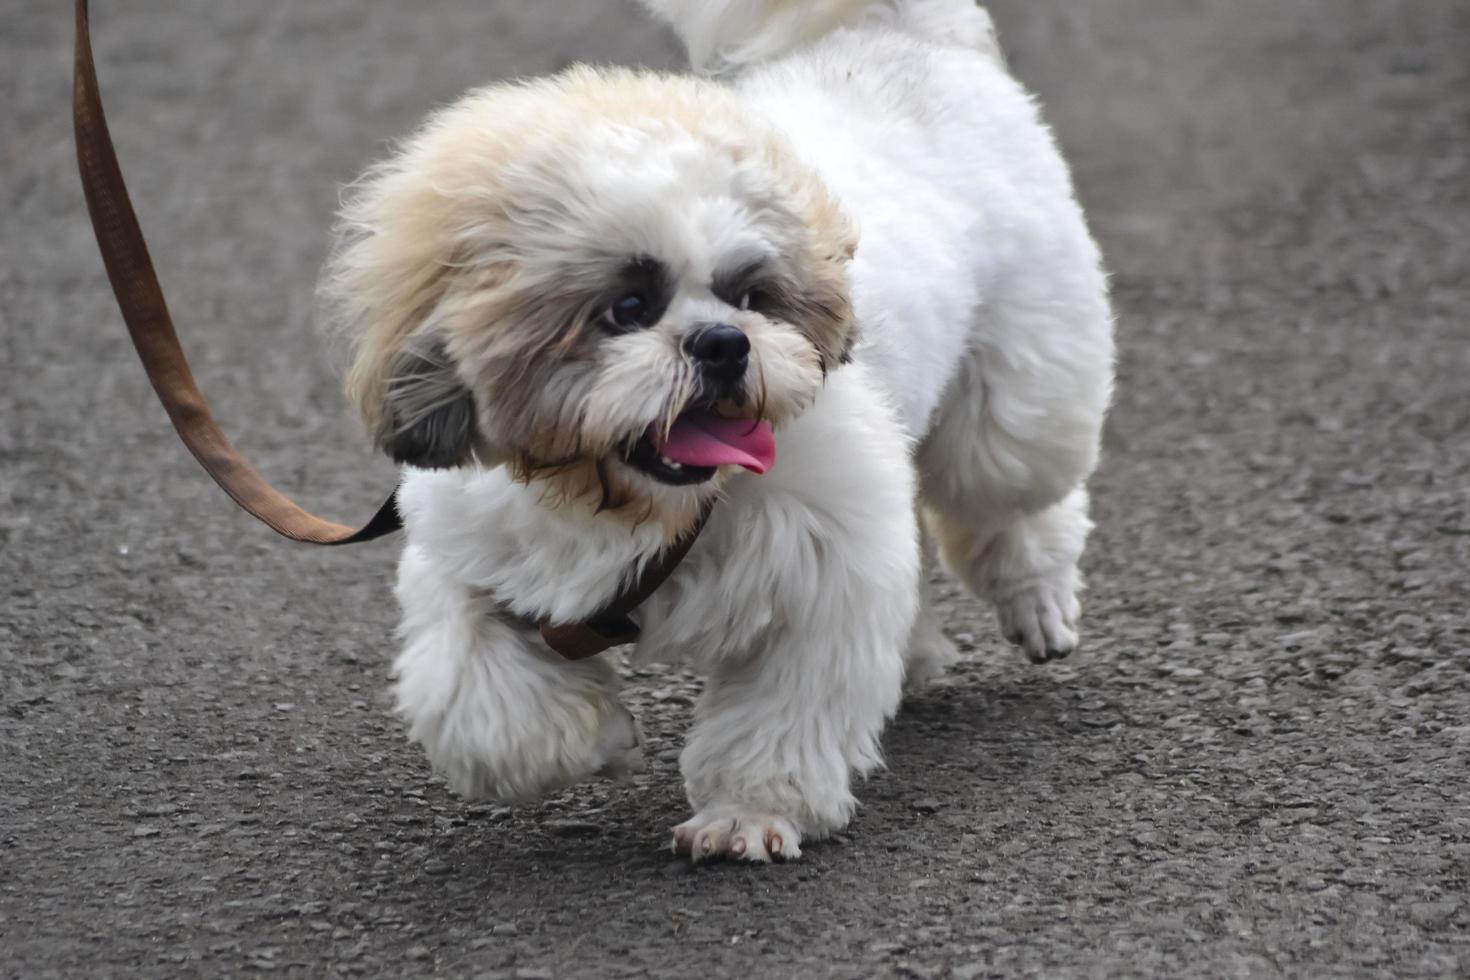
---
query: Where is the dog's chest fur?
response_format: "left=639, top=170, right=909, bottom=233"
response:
left=398, top=360, right=916, bottom=669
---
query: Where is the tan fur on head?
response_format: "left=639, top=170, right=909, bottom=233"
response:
left=318, top=66, right=857, bottom=520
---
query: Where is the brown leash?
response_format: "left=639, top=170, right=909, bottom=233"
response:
left=71, top=0, right=707, bottom=659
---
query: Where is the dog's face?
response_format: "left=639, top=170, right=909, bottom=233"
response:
left=321, top=67, right=857, bottom=519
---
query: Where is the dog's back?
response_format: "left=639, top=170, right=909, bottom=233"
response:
left=642, top=0, right=1002, bottom=73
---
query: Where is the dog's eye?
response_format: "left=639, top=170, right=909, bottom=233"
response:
left=739, top=289, right=771, bottom=314
left=605, top=292, right=651, bottom=331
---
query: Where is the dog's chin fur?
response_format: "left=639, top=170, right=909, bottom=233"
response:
left=319, top=0, right=1115, bottom=863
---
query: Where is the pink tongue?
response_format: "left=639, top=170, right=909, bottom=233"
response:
left=653, top=413, right=776, bottom=474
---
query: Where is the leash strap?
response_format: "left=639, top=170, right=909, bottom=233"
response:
left=71, top=0, right=708, bottom=659
left=72, top=0, right=400, bottom=546
left=539, top=498, right=712, bottom=659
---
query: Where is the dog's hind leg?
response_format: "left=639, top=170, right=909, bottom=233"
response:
left=903, top=513, right=959, bottom=691
left=925, top=489, right=1093, bottom=663
left=392, top=544, right=641, bottom=802
left=916, top=283, right=1112, bottom=664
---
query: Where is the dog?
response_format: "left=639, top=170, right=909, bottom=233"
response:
left=317, top=0, right=1113, bottom=863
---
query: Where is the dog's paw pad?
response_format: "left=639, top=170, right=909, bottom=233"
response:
left=996, top=582, right=1081, bottom=664
left=671, top=808, right=802, bottom=864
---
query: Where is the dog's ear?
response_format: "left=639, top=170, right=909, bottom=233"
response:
left=379, top=335, right=482, bottom=470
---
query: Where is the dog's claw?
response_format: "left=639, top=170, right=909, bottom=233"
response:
left=673, top=809, right=801, bottom=864
left=997, top=581, right=1081, bottom=664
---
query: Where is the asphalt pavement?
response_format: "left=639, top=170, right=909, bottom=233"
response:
left=3, top=1, right=1467, bottom=977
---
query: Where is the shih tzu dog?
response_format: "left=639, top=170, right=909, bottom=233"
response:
left=318, top=0, right=1113, bottom=862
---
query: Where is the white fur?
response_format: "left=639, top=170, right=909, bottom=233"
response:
left=380, top=0, right=1113, bottom=860
left=396, top=362, right=917, bottom=834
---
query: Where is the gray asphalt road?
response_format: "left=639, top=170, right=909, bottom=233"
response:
left=4, top=1, right=1468, bottom=977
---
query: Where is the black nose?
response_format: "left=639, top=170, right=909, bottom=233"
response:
left=684, top=323, right=750, bottom=376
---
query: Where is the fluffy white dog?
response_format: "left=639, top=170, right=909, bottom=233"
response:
left=319, top=0, right=1113, bottom=862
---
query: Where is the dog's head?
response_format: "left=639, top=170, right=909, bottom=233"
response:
left=320, top=67, right=856, bottom=519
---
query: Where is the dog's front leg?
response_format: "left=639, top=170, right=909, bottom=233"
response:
left=393, top=544, right=642, bottom=802
left=671, top=522, right=919, bottom=863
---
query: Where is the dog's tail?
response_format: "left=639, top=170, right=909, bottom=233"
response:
left=642, top=0, right=1002, bottom=73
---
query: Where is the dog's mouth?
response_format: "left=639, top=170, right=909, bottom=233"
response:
left=622, top=406, right=776, bottom=486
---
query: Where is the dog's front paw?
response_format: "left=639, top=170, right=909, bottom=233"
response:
left=995, top=578, right=1081, bottom=663
left=671, top=806, right=802, bottom=864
